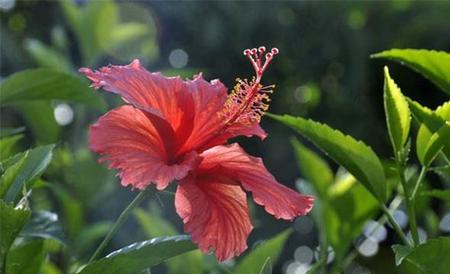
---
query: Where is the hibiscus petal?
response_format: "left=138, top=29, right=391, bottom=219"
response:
left=89, top=105, right=199, bottom=190
left=81, top=62, right=267, bottom=155
left=175, top=175, right=253, bottom=261
left=80, top=60, right=189, bottom=130
left=199, top=144, right=314, bottom=220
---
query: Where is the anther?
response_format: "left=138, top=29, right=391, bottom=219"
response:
left=271, top=48, right=279, bottom=55
left=258, top=46, right=266, bottom=53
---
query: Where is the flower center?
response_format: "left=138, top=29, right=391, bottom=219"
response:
left=219, top=46, right=279, bottom=127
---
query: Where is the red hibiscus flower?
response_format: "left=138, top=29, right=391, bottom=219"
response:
left=80, top=47, right=313, bottom=261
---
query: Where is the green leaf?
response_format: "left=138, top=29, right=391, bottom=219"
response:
left=394, top=237, right=450, bottom=274
left=408, top=99, right=450, bottom=166
left=133, top=208, right=177, bottom=237
left=0, top=134, right=23, bottom=160
left=20, top=211, right=65, bottom=244
left=73, top=222, right=111, bottom=256
left=383, top=66, right=411, bottom=156
left=431, top=165, right=450, bottom=182
left=134, top=207, right=204, bottom=274
left=0, top=68, right=106, bottom=110
left=269, top=114, right=387, bottom=201
left=0, top=127, right=25, bottom=139
left=420, top=190, right=450, bottom=202
left=291, top=137, right=333, bottom=199
left=24, top=39, right=72, bottom=71
left=392, top=244, right=414, bottom=265
left=0, top=200, right=31, bottom=267
left=372, top=49, right=450, bottom=96
left=6, top=239, right=46, bottom=274
left=17, top=101, right=60, bottom=144
left=259, top=257, right=272, bottom=274
left=234, top=229, right=291, bottom=274
left=77, top=235, right=197, bottom=274
left=323, top=172, right=379, bottom=262
left=0, top=144, right=55, bottom=203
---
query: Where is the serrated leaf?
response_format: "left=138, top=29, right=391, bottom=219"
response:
left=134, top=208, right=205, bottom=274
left=77, top=235, right=197, bottom=274
left=0, top=200, right=31, bottom=269
left=372, top=49, right=450, bottom=97
left=234, top=229, right=291, bottom=274
left=0, top=68, right=106, bottom=110
left=6, top=239, right=46, bottom=274
left=20, top=211, right=65, bottom=244
left=383, top=66, right=411, bottom=156
left=0, top=144, right=55, bottom=203
left=259, top=257, right=272, bottom=274
left=291, top=138, right=333, bottom=199
left=408, top=99, right=450, bottom=166
left=270, top=114, right=387, bottom=201
left=392, top=244, right=414, bottom=266
left=394, top=237, right=450, bottom=274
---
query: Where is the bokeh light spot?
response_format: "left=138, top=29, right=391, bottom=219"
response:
left=357, top=237, right=379, bottom=257
left=169, top=48, right=189, bottom=69
left=294, top=246, right=314, bottom=265
left=363, top=220, right=387, bottom=243
left=439, top=213, right=450, bottom=232
left=54, top=103, right=74, bottom=126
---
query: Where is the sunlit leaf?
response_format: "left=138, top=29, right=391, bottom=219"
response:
left=269, top=114, right=387, bottom=201
left=372, top=49, right=450, bottom=97
left=6, top=239, right=46, bottom=274
left=383, top=66, right=411, bottom=156
left=77, top=235, right=197, bottom=274
left=234, top=229, right=291, bottom=274
left=0, top=69, right=106, bottom=110
left=0, top=144, right=55, bottom=203
left=408, top=99, right=450, bottom=166
left=0, top=200, right=31, bottom=267
left=291, top=138, right=333, bottom=199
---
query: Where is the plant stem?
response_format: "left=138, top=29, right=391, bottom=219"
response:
left=87, top=188, right=153, bottom=264
left=406, top=166, right=427, bottom=247
left=381, top=204, right=411, bottom=247
left=411, top=166, right=427, bottom=200
left=396, top=159, right=421, bottom=247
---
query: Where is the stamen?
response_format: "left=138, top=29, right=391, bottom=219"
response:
left=220, top=46, right=279, bottom=126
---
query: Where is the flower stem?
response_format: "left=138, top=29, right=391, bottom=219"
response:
left=88, top=188, right=153, bottom=264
